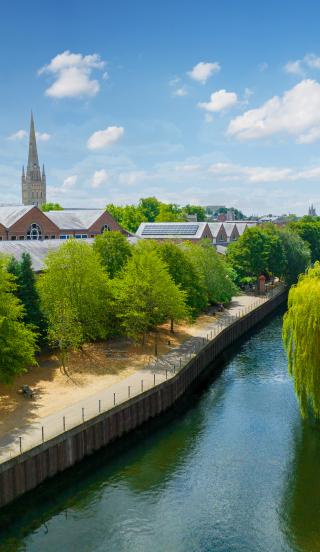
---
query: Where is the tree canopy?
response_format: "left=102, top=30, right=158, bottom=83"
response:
left=41, top=203, right=63, bottom=212
left=289, top=221, right=320, bottom=263
left=93, top=230, right=132, bottom=278
left=0, top=257, right=38, bottom=383
left=283, top=262, right=320, bottom=417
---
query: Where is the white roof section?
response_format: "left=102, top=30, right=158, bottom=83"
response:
left=208, top=222, right=224, bottom=237
left=45, top=209, right=106, bottom=230
left=136, top=222, right=210, bottom=239
left=0, top=236, right=139, bottom=272
left=221, top=222, right=238, bottom=238
left=0, top=205, right=34, bottom=228
left=216, top=245, right=227, bottom=255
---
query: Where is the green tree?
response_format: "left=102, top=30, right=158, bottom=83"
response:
left=289, top=221, right=320, bottom=263
left=155, top=203, right=185, bottom=222
left=280, top=229, right=311, bottom=285
left=184, top=240, right=237, bottom=305
left=227, top=226, right=282, bottom=283
left=156, top=241, right=207, bottom=316
left=106, top=204, right=146, bottom=233
left=93, top=231, right=132, bottom=278
left=38, top=240, right=110, bottom=368
left=41, top=202, right=63, bottom=212
left=0, top=257, right=38, bottom=384
left=182, top=205, right=206, bottom=221
left=283, top=262, right=320, bottom=417
left=113, top=241, right=189, bottom=343
left=138, top=197, right=161, bottom=222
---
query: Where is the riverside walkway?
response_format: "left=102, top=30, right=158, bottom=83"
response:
left=0, top=289, right=283, bottom=463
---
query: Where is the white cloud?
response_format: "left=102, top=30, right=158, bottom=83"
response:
left=173, top=86, right=188, bottom=97
left=175, top=164, right=201, bottom=172
left=91, top=169, right=109, bottom=188
left=284, top=60, right=304, bottom=76
left=187, top=61, right=220, bottom=84
left=63, top=175, right=78, bottom=189
left=209, top=161, right=320, bottom=183
left=198, top=89, right=238, bottom=112
left=39, top=50, right=105, bottom=99
left=285, top=53, right=320, bottom=76
left=228, top=79, right=320, bottom=142
left=258, top=62, right=268, bottom=72
left=118, top=170, right=147, bottom=186
left=8, top=130, right=27, bottom=140
left=87, top=126, right=124, bottom=150
left=36, top=132, right=51, bottom=142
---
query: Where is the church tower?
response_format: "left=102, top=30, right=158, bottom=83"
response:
left=21, top=112, right=46, bottom=206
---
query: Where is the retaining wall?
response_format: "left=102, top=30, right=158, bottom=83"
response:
left=0, top=290, right=287, bottom=508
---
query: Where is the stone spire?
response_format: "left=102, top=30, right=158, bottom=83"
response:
left=21, top=112, right=47, bottom=206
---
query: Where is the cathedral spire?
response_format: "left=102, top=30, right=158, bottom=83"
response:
left=27, top=111, right=40, bottom=174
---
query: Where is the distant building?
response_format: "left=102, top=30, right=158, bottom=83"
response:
left=21, top=113, right=46, bottom=207
left=0, top=205, right=128, bottom=241
left=136, top=222, right=213, bottom=242
left=308, top=204, right=317, bottom=216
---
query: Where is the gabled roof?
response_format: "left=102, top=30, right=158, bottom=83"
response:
left=208, top=222, right=226, bottom=238
left=136, top=222, right=210, bottom=239
left=222, top=222, right=239, bottom=238
left=0, top=236, right=139, bottom=272
left=0, top=205, right=34, bottom=228
left=45, top=209, right=106, bottom=230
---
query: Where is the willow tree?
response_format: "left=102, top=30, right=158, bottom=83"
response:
left=283, top=262, right=320, bottom=417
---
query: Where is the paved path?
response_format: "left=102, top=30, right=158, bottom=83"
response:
left=0, top=290, right=281, bottom=462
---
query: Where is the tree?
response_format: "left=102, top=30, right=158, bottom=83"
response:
left=93, top=231, right=132, bottom=278
left=38, top=240, right=110, bottom=368
left=113, top=241, right=189, bottom=343
left=156, top=241, right=207, bottom=316
left=184, top=240, right=237, bottom=305
left=41, top=203, right=63, bottom=212
left=289, top=221, right=320, bottom=263
left=138, top=197, right=161, bottom=222
left=106, top=204, right=146, bottom=233
left=155, top=203, right=185, bottom=222
left=182, top=205, right=206, bottom=221
left=279, top=229, right=311, bottom=285
left=227, top=226, right=282, bottom=283
left=283, top=262, right=320, bottom=417
left=0, top=257, right=38, bottom=384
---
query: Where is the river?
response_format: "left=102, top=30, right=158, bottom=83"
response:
left=1, top=313, right=320, bottom=552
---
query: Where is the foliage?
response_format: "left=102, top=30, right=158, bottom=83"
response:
left=155, top=203, right=185, bottom=222
left=106, top=203, right=147, bottom=233
left=38, top=240, right=110, bottom=366
left=7, top=253, right=45, bottom=333
left=279, top=229, right=311, bottom=285
left=93, top=231, right=132, bottom=278
left=0, top=257, right=38, bottom=384
left=184, top=240, right=237, bottom=305
left=283, top=262, right=320, bottom=417
left=289, top=221, right=320, bottom=263
left=182, top=204, right=206, bottom=221
left=156, top=241, right=207, bottom=316
left=113, top=241, right=189, bottom=340
left=138, top=197, right=161, bottom=222
left=41, top=203, right=63, bottom=212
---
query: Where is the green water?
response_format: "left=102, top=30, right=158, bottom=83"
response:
left=1, top=314, right=320, bottom=552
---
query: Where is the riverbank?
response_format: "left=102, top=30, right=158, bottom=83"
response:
left=0, top=286, right=287, bottom=508
left=0, top=293, right=264, bottom=445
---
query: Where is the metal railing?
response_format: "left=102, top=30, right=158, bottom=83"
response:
left=0, top=286, right=284, bottom=464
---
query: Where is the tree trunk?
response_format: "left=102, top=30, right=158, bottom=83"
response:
left=170, top=318, right=174, bottom=333
left=154, top=330, right=158, bottom=356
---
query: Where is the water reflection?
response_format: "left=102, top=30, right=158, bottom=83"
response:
left=281, top=420, right=320, bottom=552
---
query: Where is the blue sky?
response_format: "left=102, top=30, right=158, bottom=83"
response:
left=2, top=0, right=320, bottom=215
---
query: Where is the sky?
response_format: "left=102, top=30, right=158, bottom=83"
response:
left=2, top=1, right=320, bottom=215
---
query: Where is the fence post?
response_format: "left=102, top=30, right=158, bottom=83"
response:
left=141, top=379, right=144, bottom=392
left=113, top=393, right=116, bottom=406
left=153, top=373, right=156, bottom=386
left=82, top=407, right=85, bottom=422
left=99, top=399, right=101, bottom=413
left=19, top=437, right=22, bottom=454
left=41, top=426, right=44, bottom=442
left=128, top=386, right=131, bottom=398
left=179, top=358, right=182, bottom=369
left=166, top=369, right=168, bottom=380
left=173, top=364, right=176, bottom=374
left=63, top=416, right=66, bottom=431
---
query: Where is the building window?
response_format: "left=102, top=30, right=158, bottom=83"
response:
left=75, top=234, right=88, bottom=239
left=0, top=237, right=2, bottom=241
left=60, top=235, right=71, bottom=240
left=44, top=236, right=49, bottom=240
left=101, top=224, right=111, bottom=233
left=11, top=236, right=16, bottom=241
left=91, top=234, right=95, bottom=238
left=27, top=223, right=42, bottom=240
left=51, top=235, right=56, bottom=239
left=19, top=236, right=25, bottom=240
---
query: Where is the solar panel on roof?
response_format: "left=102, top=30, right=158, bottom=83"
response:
left=141, top=224, right=199, bottom=236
